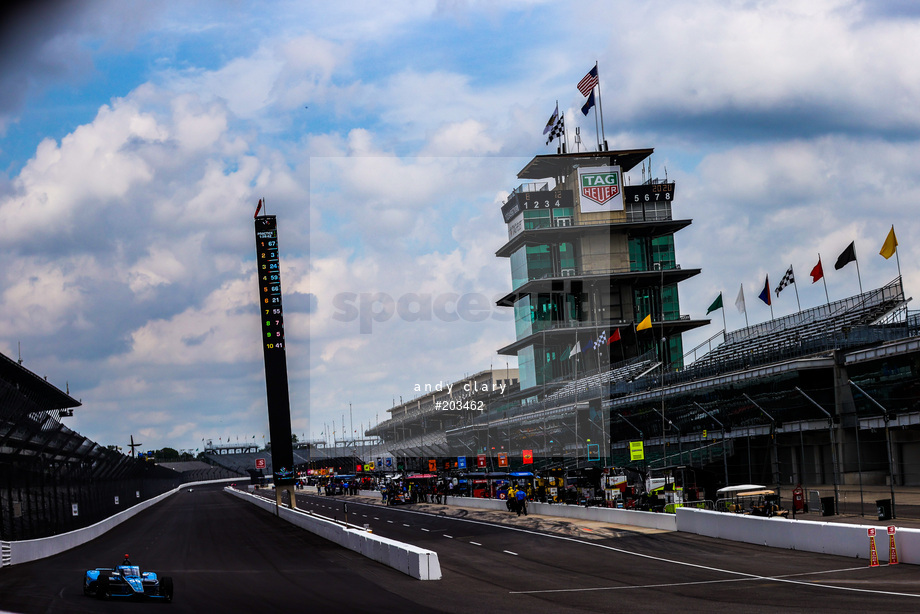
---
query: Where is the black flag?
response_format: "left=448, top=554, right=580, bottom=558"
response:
left=834, top=241, right=857, bottom=270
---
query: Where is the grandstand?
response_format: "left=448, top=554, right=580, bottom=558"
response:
left=203, top=449, right=315, bottom=478
left=598, top=276, right=920, bottom=499
left=687, top=278, right=906, bottom=374
left=546, top=350, right=659, bottom=403
left=0, top=351, right=183, bottom=540
left=155, top=461, right=241, bottom=482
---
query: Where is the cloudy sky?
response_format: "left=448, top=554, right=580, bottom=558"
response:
left=1, top=0, right=918, bottom=455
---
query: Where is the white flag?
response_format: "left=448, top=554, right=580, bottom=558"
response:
left=570, top=340, right=581, bottom=358
left=735, top=284, right=746, bottom=314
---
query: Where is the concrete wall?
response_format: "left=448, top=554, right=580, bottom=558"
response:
left=227, top=488, right=440, bottom=580
left=442, top=496, right=678, bottom=531
left=676, top=507, right=920, bottom=564
left=2, top=477, right=238, bottom=567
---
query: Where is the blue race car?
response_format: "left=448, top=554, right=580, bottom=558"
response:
left=84, top=555, right=174, bottom=602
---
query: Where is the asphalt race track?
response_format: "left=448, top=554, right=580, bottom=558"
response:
left=3, top=485, right=920, bottom=613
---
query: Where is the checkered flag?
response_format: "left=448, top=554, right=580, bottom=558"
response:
left=775, top=265, right=795, bottom=297
left=594, top=331, right=607, bottom=350
left=546, top=114, right=564, bottom=145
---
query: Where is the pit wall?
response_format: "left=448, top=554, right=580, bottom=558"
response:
left=227, top=488, right=440, bottom=580
left=1, top=478, right=238, bottom=567
left=439, top=496, right=678, bottom=531
left=336, top=490, right=919, bottom=564
left=675, top=507, right=920, bottom=564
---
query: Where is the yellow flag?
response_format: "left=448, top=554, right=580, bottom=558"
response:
left=636, top=314, right=652, bottom=331
left=880, top=225, right=898, bottom=260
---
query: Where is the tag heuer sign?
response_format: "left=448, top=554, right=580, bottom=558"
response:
left=578, top=165, right=624, bottom=213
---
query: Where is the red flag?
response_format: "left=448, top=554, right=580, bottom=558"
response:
left=253, top=198, right=263, bottom=219
left=607, top=328, right=621, bottom=344
left=810, top=258, right=824, bottom=283
left=523, top=450, right=533, bottom=464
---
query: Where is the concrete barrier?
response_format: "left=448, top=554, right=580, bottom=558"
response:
left=3, top=477, right=238, bottom=567
left=529, top=502, right=677, bottom=531
left=226, top=488, right=441, bottom=580
left=440, top=496, right=677, bottom=530
left=675, top=507, right=920, bottom=564
left=445, top=496, right=507, bottom=511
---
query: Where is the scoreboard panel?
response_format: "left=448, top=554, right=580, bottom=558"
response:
left=624, top=182, right=675, bottom=204
left=255, top=216, right=285, bottom=351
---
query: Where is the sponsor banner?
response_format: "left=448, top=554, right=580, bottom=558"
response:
left=578, top=165, right=623, bottom=213
left=629, top=440, right=645, bottom=461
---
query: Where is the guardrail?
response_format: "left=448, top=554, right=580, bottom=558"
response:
left=228, top=488, right=440, bottom=580
left=1, top=477, right=238, bottom=567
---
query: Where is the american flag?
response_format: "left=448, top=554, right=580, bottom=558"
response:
left=577, top=65, right=599, bottom=96
left=593, top=331, right=607, bottom=350
left=775, top=265, right=795, bottom=296
left=546, top=114, right=564, bottom=145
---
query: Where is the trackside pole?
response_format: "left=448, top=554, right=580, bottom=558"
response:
left=888, top=526, right=899, bottom=565
left=276, top=484, right=297, bottom=512
left=868, top=528, right=879, bottom=567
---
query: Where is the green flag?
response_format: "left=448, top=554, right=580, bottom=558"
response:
left=560, top=345, right=572, bottom=360
left=706, top=293, right=723, bottom=314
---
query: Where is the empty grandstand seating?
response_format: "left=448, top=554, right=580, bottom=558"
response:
left=689, top=278, right=906, bottom=372
left=546, top=352, right=658, bottom=402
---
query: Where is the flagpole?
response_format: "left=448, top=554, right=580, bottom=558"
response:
left=563, top=112, right=569, bottom=154
left=740, top=284, right=749, bottom=328
left=593, top=93, right=601, bottom=151
left=855, top=258, right=863, bottom=294
left=892, top=225, right=903, bottom=284
left=891, top=226, right=905, bottom=329
left=792, top=265, right=801, bottom=312
left=819, top=254, right=830, bottom=307
left=594, top=61, right=606, bottom=149
left=720, top=292, right=727, bottom=336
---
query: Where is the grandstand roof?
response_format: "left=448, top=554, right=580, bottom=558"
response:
left=517, top=148, right=654, bottom=179
left=0, top=350, right=81, bottom=412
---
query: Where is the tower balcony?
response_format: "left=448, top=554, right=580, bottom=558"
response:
left=496, top=266, right=702, bottom=308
